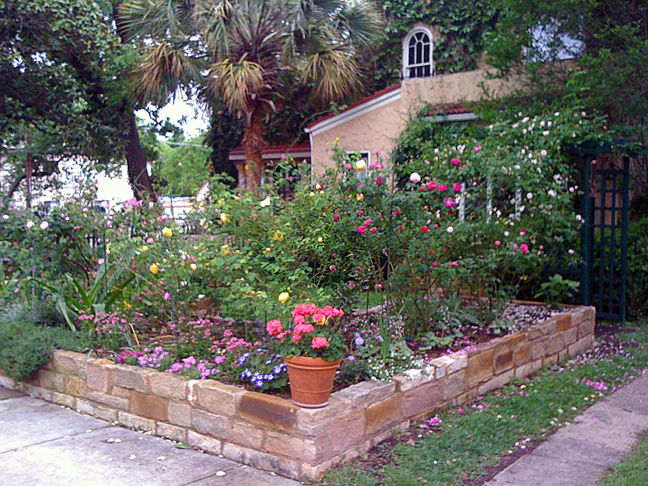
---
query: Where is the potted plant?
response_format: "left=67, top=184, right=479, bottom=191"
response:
left=266, top=303, right=345, bottom=408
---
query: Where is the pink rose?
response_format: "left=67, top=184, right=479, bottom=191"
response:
left=311, top=337, right=329, bottom=349
left=427, top=181, right=437, bottom=191
left=520, top=243, right=529, bottom=254
left=357, top=226, right=367, bottom=234
left=451, top=158, right=462, bottom=167
left=444, top=198, right=457, bottom=209
left=356, top=210, right=364, bottom=217
left=438, top=184, right=448, bottom=193
left=266, top=320, right=283, bottom=336
left=473, top=145, right=482, bottom=153
left=363, top=219, right=372, bottom=227
left=333, top=214, right=340, bottom=222
left=345, top=164, right=352, bottom=171
left=420, top=226, right=430, bottom=233
left=370, top=227, right=377, bottom=233
left=495, top=241, right=501, bottom=246
left=453, top=183, right=462, bottom=192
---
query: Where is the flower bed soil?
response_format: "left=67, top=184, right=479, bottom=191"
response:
left=0, top=304, right=596, bottom=481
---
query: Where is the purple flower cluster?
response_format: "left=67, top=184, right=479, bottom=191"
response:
left=138, top=347, right=169, bottom=369
left=239, top=353, right=286, bottom=389
left=166, top=355, right=227, bottom=380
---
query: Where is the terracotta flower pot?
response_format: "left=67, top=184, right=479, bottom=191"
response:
left=284, top=356, right=343, bottom=408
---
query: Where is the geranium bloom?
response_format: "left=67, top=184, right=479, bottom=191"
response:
left=438, top=184, right=448, bottom=192
left=320, top=306, right=344, bottom=318
left=451, top=158, right=462, bottom=166
left=311, top=336, right=329, bottom=349
left=357, top=226, right=367, bottom=234
left=453, top=183, right=462, bottom=192
left=292, top=334, right=302, bottom=343
left=266, top=320, right=283, bottom=336
left=292, top=303, right=319, bottom=318
left=312, top=313, right=326, bottom=324
left=294, top=323, right=315, bottom=334
left=374, top=177, right=385, bottom=185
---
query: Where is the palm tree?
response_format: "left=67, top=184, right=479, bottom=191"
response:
left=120, top=0, right=383, bottom=190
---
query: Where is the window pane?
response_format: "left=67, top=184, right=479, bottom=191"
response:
left=416, top=41, right=422, bottom=63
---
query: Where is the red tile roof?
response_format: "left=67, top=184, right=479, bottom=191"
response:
left=229, top=142, right=311, bottom=157
left=307, top=83, right=402, bottom=129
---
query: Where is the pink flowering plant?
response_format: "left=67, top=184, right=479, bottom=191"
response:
left=267, top=303, right=346, bottom=361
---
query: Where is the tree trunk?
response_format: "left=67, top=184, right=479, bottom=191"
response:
left=242, top=108, right=265, bottom=190
left=125, top=113, right=156, bottom=200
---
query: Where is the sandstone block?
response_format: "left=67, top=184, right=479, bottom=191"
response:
left=514, top=341, right=532, bottom=366
left=222, top=442, right=302, bottom=480
left=569, top=335, right=594, bottom=356
left=194, top=380, right=243, bottom=416
left=150, top=372, right=188, bottom=400
left=117, top=411, right=156, bottom=432
left=156, top=422, right=187, bottom=443
left=76, top=398, right=118, bottom=421
left=467, top=347, right=495, bottom=387
left=514, top=359, right=543, bottom=378
left=130, top=391, right=169, bottom=421
left=365, top=395, right=401, bottom=436
left=555, top=314, right=572, bottom=332
left=49, top=390, right=76, bottom=408
left=24, top=385, right=51, bottom=401
left=191, top=409, right=230, bottom=439
left=402, top=381, right=442, bottom=419
left=527, top=319, right=557, bottom=340
left=86, top=360, right=112, bottom=392
left=230, top=420, right=265, bottom=449
left=313, top=410, right=365, bottom=462
left=108, top=365, right=152, bottom=393
left=238, top=392, right=298, bottom=432
left=442, top=370, right=466, bottom=401
left=543, top=354, right=559, bottom=366
left=578, top=318, right=596, bottom=339
left=83, top=389, right=129, bottom=411
left=168, top=400, right=192, bottom=427
left=265, top=430, right=317, bottom=462
left=296, top=397, right=349, bottom=436
left=37, top=370, right=66, bottom=392
left=187, top=431, right=222, bottom=454
left=477, top=369, right=514, bottom=395
left=333, top=381, right=396, bottom=410
left=64, top=376, right=86, bottom=397
left=112, top=386, right=132, bottom=399
left=52, top=350, right=86, bottom=376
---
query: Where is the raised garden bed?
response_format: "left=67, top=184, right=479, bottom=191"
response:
left=0, top=304, right=595, bottom=481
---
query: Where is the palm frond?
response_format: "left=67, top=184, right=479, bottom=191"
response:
left=333, top=1, right=383, bottom=47
left=209, top=57, right=267, bottom=113
left=120, top=0, right=191, bottom=41
left=302, top=47, right=359, bottom=102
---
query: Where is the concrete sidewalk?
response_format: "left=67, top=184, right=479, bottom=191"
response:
left=485, top=371, right=648, bottom=486
left=0, top=387, right=301, bottom=486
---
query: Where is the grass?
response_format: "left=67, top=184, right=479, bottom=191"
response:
left=600, top=431, right=648, bottom=486
left=322, top=322, right=648, bottom=486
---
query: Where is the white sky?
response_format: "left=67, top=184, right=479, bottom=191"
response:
left=136, top=93, right=210, bottom=140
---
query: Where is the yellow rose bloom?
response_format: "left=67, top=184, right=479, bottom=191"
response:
left=309, top=192, right=316, bottom=198
left=162, top=227, right=173, bottom=238
left=234, top=195, right=240, bottom=201
left=355, top=160, right=367, bottom=172
left=140, top=246, right=149, bottom=252
left=278, top=292, right=290, bottom=303
left=149, top=264, right=159, bottom=275
left=190, top=263, right=197, bottom=271
left=315, top=183, right=321, bottom=190
left=123, top=301, right=132, bottom=309
left=274, top=231, right=284, bottom=242
left=220, top=213, right=229, bottom=223
left=356, top=193, right=365, bottom=201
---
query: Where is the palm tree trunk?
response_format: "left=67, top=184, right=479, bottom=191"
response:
left=125, top=113, right=156, bottom=200
left=242, top=108, right=265, bottom=190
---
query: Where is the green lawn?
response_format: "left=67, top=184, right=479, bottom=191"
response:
left=322, top=322, right=648, bottom=486
left=600, top=431, right=648, bottom=486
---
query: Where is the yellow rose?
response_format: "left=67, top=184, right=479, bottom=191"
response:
left=190, top=263, right=197, bottom=271
left=162, top=227, right=172, bottom=238
left=149, top=264, right=159, bottom=275
left=234, top=195, right=240, bottom=201
left=220, top=213, right=229, bottom=223
left=315, top=184, right=322, bottom=190
left=356, top=193, right=365, bottom=201
left=318, top=237, right=323, bottom=242
left=309, top=192, right=316, bottom=198
left=278, top=292, right=290, bottom=303
left=354, top=160, right=367, bottom=172
left=260, top=196, right=271, bottom=207
left=274, top=231, right=284, bottom=242
left=319, top=190, right=325, bottom=195
left=140, top=246, right=149, bottom=252
left=123, top=301, right=132, bottom=309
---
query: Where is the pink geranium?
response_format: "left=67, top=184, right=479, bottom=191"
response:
left=292, top=334, right=302, bottom=343
left=311, top=337, right=330, bottom=349
left=294, top=323, right=315, bottom=334
left=266, top=320, right=283, bottom=336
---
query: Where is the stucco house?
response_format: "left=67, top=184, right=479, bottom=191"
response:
left=305, top=24, right=522, bottom=176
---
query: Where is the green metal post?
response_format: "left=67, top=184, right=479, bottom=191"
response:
left=619, top=157, right=630, bottom=322
left=580, top=156, right=593, bottom=306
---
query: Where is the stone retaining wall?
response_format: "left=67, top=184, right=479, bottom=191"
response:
left=0, top=305, right=595, bottom=481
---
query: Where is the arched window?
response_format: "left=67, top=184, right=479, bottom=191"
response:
left=403, top=28, right=433, bottom=79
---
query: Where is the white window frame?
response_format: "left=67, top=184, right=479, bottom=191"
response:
left=402, top=27, right=434, bottom=79
left=346, top=151, right=370, bottom=179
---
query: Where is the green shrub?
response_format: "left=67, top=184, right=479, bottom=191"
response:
left=0, top=318, right=91, bottom=381
left=628, top=218, right=648, bottom=317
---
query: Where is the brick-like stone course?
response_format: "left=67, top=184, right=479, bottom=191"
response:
left=2, top=304, right=595, bottom=482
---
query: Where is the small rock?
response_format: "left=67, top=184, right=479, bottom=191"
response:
left=107, top=438, right=115, bottom=443
left=215, top=471, right=226, bottom=477
left=129, top=454, right=136, bottom=460
left=157, top=456, right=165, bottom=461
left=114, top=439, right=121, bottom=443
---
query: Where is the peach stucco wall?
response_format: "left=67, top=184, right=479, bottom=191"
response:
left=311, top=97, right=405, bottom=177
left=310, top=69, right=523, bottom=174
